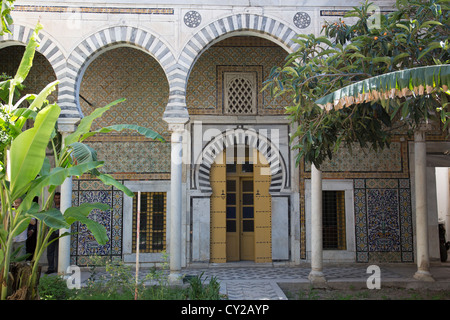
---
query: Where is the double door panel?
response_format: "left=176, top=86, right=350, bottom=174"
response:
left=226, top=177, right=254, bottom=261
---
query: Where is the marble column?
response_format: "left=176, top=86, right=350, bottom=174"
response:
left=167, top=123, right=185, bottom=284
left=308, top=163, right=326, bottom=284
left=413, top=129, right=434, bottom=281
left=57, top=120, right=77, bottom=275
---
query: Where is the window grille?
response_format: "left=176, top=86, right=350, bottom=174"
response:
left=132, top=192, right=166, bottom=253
left=224, top=72, right=257, bottom=115
left=322, top=191, right=346, bottom=250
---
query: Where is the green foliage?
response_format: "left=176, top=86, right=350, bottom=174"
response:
left=185, top=272, right=222, bottom=300
left=0, top=23, right=164, bottom=300
left=264, top=0, right=450, bottom=168
left=38, top=274, right=74, bottom=300
left=65, top=254, right=222, bottom=300
left=0, top=0, right=14, bottom=36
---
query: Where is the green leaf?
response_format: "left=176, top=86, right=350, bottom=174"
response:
left=97, top=173, right=134, bottom=197
left=31, top=209, right=70, bottom=229
left=418, top=42, right=444, bottom=60
left=64, top=202, right=110, bottom=224
left=64, top=203, right=110, bottom=245
left=393, top=52, right=410, bottom=63
left=9, top=104, right=61, bottom=200
left=82, top=124, right=165, bottom=142
left=64, top=98, right=126, bottom=145
left=419, top=20, right=442, bottom=29
left=12, top=23, right=43, bottom=86
left=26, top=80, right=59, bottom=112
left=69, top=142, right=98, bottom=164
left=20, top=161, right=104, bottom=212
left=12, top=216, right=32, bottom=238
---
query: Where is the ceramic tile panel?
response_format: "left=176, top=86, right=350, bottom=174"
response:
left=85, top=140, right=171, bottom=174
left=305, top=142, right=403, bottom=173
left=354, top=179, right=413, bottom=263
left=186, top=37, right=290, bottom=115
left=71, top=180, right=125, bottom=265
left=79, top=47, right=169, bottom=137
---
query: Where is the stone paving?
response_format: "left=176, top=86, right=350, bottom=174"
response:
left=181, top=265, right=404, bottom=300
left=77, top=262, right=450, bottom=300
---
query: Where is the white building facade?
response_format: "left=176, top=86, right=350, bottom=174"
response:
left=1, top=0, right=448, bottom=282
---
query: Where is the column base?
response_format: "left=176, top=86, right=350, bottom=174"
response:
left=308, top=270, right=327, bottom=286
left=413, top=270, right=435, bottom=282
left=168, top=271, right=183, bottom=285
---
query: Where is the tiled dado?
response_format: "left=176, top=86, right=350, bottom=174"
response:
left=83, top=139, right=171, bottom=175
left=70, top=179, right=125, bottom=265
left=354, top=178, right=413, bottom=263
left=71, top=178, right=170, bottom=265
left=302, top=141, right=409, bottom=179
left=299, top=177, right=413, bottom=263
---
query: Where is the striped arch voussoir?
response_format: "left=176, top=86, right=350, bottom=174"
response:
left=196, top=128, right=285, bottom=194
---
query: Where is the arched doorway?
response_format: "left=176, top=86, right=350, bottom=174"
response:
left=210, top=145, right=271, bottom=263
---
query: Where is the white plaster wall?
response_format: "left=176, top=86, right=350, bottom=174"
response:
left=436, top=168, right=450, bottom=228
left=12, top=0, right=396, bottom=62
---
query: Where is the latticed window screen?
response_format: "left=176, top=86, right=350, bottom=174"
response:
left=322, top=191, right=346, bottom=250
left=224, top=72, right=257, bottom=115
left=132, top=192, right=166, bottom=253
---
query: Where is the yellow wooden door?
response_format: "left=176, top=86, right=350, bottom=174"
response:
left=210, top=151, right=227, bottom=263
left=226, top=177, right=239, bottom=261
left=254, top=151, right=272, bottom=263
left=240, top=177, right=255, bottom=261
left=210, top=147, right=271, bottom=263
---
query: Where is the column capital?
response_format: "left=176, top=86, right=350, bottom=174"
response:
left=413, top=121, right=433, bottom=140
left=167, top=122, right=187, bottom=133
left=164, top=115, right=189, bottom=133
left=57, top=117, right=79, bottom=134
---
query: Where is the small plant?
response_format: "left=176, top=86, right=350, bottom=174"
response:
left=186, top=272, right=222, bottom=300
left=38, top=274, right=73, bottom=300
left=296, top=286, right=321, bottom=300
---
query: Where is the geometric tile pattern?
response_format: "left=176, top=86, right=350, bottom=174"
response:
left=179, top=14, right=301, bottom=117
left=367, top=189, right=401, bottom=252
left=64, top=26, right=178, bottom=120
left=85, top=140, right=171, bottom=174
left=354, top=179, right=413, bottom=263
left=70, top=179, right=124, bottom=266
left=184, top=266, right=402, bottom=281
left=79, top=47, right=169, bottom=137
left=0, top=46, right=58, bottom=104
left=0, top=23, right=66, bottom=96
left=305, top=142, right=403, bottom=173
left=186, top=38, right=291, bottom=114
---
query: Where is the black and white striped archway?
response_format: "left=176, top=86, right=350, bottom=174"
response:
left=194, top=128, right=287, bottom=194
left=62, top=26, right=179, bottom=120
left=0, top=23, right=66, bottom=94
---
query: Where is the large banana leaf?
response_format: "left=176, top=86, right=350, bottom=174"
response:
left=9, top=103, right=60, bottom=200
left=316, top=65, right=450, bottom=111
left=64, top=202, right=110, bottom=245
left=64, top=98, right=126, bottom=146
left=11, top=23, right=42, bottom=87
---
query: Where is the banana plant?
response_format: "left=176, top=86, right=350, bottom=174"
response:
left=0, top=23, right=164, bottom=299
